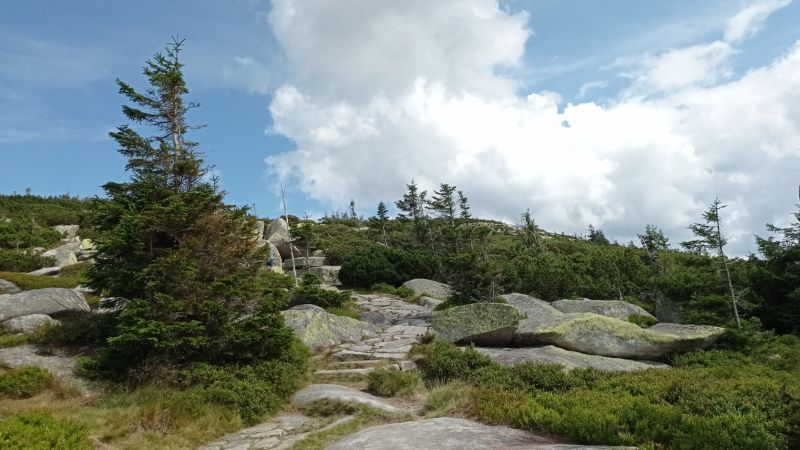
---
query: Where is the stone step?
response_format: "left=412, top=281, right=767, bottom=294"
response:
left=315, top=368, right=374, bottom=376
left=331, top=350, right=408, bottom=361
left=327, top=359, right=386, bottom=368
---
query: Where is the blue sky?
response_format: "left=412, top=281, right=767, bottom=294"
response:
left=2, top=1, right=800, bottom=253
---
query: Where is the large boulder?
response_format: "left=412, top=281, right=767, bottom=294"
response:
left=307, top=266, right=342, bottom=286
left=498, top=293, right=561, bottom=321
left=402, top=279, right=452, bottom=300
left=0, top=288, right=91, bottom=321
left=647, top=323, right=725, bottom=349
left=475, top=346, right=669, bottom=372
left=281, top=304, right=379, bottom=350
left=327, top=418, right=630, bottom=450
left=282, top=256, right=325, bottom=270
left=27, top=267, right=61, bottom=276
left=514, top=313, right=723, bottom=359
left=42, top=241, right=80, bottom=267
left=266, top=242, right=283, bottom=274
left=292, top=384, right=407, bottom=415
left=266, top=218, right=301, bottom=259
left=0, top=279, right=21, bottom=296
left=432, top=303, right=523, bottom=347
left=2, top=314, right=60, bottom=335
left=551, top=299, right=656, bottom=322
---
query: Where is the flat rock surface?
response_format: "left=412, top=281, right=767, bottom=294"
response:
left=433, top=303, right=522, bottom=346
left=0, top=288, right=91, bottom=321
left=292, top=384, right=408, bottom=415
left=199, top=414, right=326, bottom=450
left=326, top=417, right=631, bottom=449
left=551, top=299, right=655, bottom=321
left=355, top=294, right=432, bottom=327
left=401, top=279, right=452, bottom=300
left=0, top=279, right=21, bottom=295
left=0, top=344, right=87, bottom=391
left=499, top=293, right=562, bottom=321
left=2, top=314, right=59, bottom=335
left=475, top=346, right=669, bottom=372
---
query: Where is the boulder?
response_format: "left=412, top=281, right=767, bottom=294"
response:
left=3, top=314, right=60, bottom=335
left=281, top=304, right=379, bottom=350
left=254, top=220, right=266, bottom=240
left=266, top=218, right=301, bottom=259
left=551, top=299, right=656, bottom=321
left=266, top=242, right=284, bottom=274
left=432, top=303, right=523, bottom=347
left=308, top=265, right=341, bottom=286
left=0, top=279, right=21, bottom=296
left=79, top=239, right=94, bottom=251
left=282, top=256, right=325, bottom=270
left=42, top=241, right=80, bottom=267
left=0, top=288, right=91, bottom=321
left=475, top=346, right=669, bottom=372
left=401, top=279, right=452, bottom=300
left=647, top=323, right=725, bottom=350
left=27, top=266, right=61, bottom=276
left=498, top=293, right=561, bottom=321
left=292, top=384, right=407, bottom=415
left=419, top=296, right=443, bottom=309
left=514, top=313, right=722, bottom=359
left=53, top=225, right=79, bottom=239
left=327, top=418, right=631, bottom=449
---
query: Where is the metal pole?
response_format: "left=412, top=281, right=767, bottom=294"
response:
left=281, top=183, right=299, bottom=287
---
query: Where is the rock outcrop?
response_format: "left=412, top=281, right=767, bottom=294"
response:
left=551, top=299, right=656, bottom=322
left=3, top=314, right=60, bottom=335
left=498, top=293, right=561, bottom=321
left=475, top=346, right=669, bottom=372
left=0, top=288, right=91, bottom=321
left=27, top=266, right=61, bottom=276
left=419, top=296, right=444, bottom=309
left=42, top=241, right=79, bottom=267
left=0, top=279, right=21, bottom=295
left=266, top=218, right=300, bottom=259
left=401, top=279, right=452, bottom=300
left=514, top=313, right=723, bottom=359
left=433, top=303, right=523, bottom=346
left=281, top=304, right=380, bottom=350
left=53, top=225, right=79, bottom=239
left=292, top=384, right=407, bottom=415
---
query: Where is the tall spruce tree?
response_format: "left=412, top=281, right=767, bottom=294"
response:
left=457, top=190, right=471, bottom=221
left=681, top=198, right=741, bottom=328
left=88, top=38, right=296, bottom=376
left=395, top=179, right=428, bottom=243
left=373, top=201, right=389, bottom=245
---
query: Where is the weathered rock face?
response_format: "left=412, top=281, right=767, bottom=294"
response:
left=655, top=293, right=682, bottom=323
left=2, top=314, right=60, bottom=335
left=647, top=323, right=725, bottom=349
left=42, top=242, right=79, bottom=267
left=0, top=279, right=21, bottom=296
left=281, top=304, right=380, bottom=350
left=327, top=418, right=630, bottom=450
left=551, top=299, right=656, bottom=322
left=475, top=346, right=669, bottom=372
left=307, top=265, right=341, bottom=286
left=419, top=296, right=444, bottom=309
left=266, top=218, right=300, bottom=259
left=53, top=225, right=79, bottom=239
left=401, top=279, right=452, bottom=300
left=282, top=256, right=325, bottom=270
left=292, top=384, right=407, bottom=415
left=27, top=267, right=61, bottom=276
left=266, top=242, right=284, bottom=274
left=499, top=293, right=561, bottom=321
left=432, top=303, right=523, bottom=347
left=514, top=313, right=722, bottom=359
left=0, top=288, right=91, bottom=321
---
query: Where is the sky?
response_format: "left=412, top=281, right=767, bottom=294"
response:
left=2, top=0, right=799, bottom=255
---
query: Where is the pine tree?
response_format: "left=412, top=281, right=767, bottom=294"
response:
left=427, top=183, right=457, bottom=227
left=395, top=179, right=428, bottom=243
left=587, top=225, right=610, bottom=245
left=681, top=198, right=741, bottom=328
left=520, top=209, right=543, bottom=251
left=87, top=38, right=297, bottom=376
left=373, top=201, right=389, bottom=245
left=457, top=191, right=471, bottom=222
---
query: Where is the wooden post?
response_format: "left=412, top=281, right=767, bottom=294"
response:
left=281, top=183, right=298, bottom=287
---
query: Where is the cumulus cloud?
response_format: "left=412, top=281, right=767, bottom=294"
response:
left=265, top=0, right=800, bottom=254
left=724, top=0, right=792, bottom=43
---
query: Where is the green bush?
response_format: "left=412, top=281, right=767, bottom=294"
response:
left=0, top=366, right=55, bottom=398
left=290, top=273, right=352, bottom=309
left=32, top=313, right=115, bottom=347
left=367, top=369, right=420, bottom=397
left=0, top=250, right=55, bottom=272
left=370, top=282, right=414, bottom=298
left=411, top=342, right=493, bottom=384
left=339, top=245, right=435, bottom=287
left=0, top=410, right=92, bottom=450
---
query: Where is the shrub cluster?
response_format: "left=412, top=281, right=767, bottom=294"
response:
left=339, top=245, right=435, bottom=287
left=412, top=341, right=800, bottom=449
left=366, top=369, right=420, bottom=397
left=0, top=250, right=55, bottom=272
left=0, top=366, right=56, bottom=398
left=290, top=273, right=351, bottom=309
left=0, top=411, right=92, bottom=450
left=369, top=282, right=414, bottom=298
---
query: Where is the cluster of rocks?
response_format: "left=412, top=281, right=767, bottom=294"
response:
left=25, top=224, right=96, bottom=276
left=432, top=291, right=725, bottom=371
left=256, top=218, right=342, bottom=286
left=0, top=284, right=91, bottom=335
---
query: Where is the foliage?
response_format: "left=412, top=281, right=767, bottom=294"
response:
left=339, top=245, right=435, bottom=287
left=0, top=411, right=92, bottom=450
left=414, top=341, right=800, bottom=449
left=0, top=367, right=56, bottom=398
left=84, top=39, right=303, bottom=379
left=0, top=266, right=87, bottom=291
left=0, top=194, right=92, bottom=228
left=628, top=314, right=658, bottom=328
left=369, top=282, right=414, bottom=298
left=290, top=273, right=352, bottom=309
left=395, top=179, right=428, bottom=242
left=366, top=369, right=420, bottom=397
left=0, top=250, right=55, bottom=272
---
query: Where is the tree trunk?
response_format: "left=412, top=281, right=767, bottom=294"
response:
left=716, top=220, right=741, bottom=328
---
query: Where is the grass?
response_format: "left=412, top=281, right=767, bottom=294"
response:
left=0, top=334, right=28, bottom=348
left=325, top=299, right=364, bottom=319
left=0, top=262, right=90, bottom=291
left=0, top=367, right=58, bottom=398
left=366, top=369, right=420, bottom=397
left=0, top=410, right=93, bottom=450
left=424, top=381, right=471, bottom=418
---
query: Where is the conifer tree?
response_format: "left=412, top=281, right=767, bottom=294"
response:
left=681, top=198, right=741, bottom=328
left=395, top=179, right=428, bottom=243
left=373, top=201, right=389, bottom=245
left=457, top=190, right=471, bottom=222
left=87, top=38, right=297, bottom=376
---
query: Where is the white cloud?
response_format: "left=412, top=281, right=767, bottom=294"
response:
left=577, top=80, right=608, bottom=99
left=724, top=0, right=792, bottom=43
left=265, top=0, right=800, bottom=254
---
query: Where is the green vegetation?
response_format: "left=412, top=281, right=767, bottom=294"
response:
left=339, top=245, right=435, bottom=287
left=291, top=273, right=352, bottom=309
left=412, top=340, right=800, bottom=449
left=0, top=410, right=92, bottom=450
left=369, top=282, right=414, bottom=298
left=0, top=250, right=55, bottom=272
left=0, top=367, right=57, bottom=399
left=0, top=262, right=90, bottom=291
left=366, top=369, right=420, bottom=397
